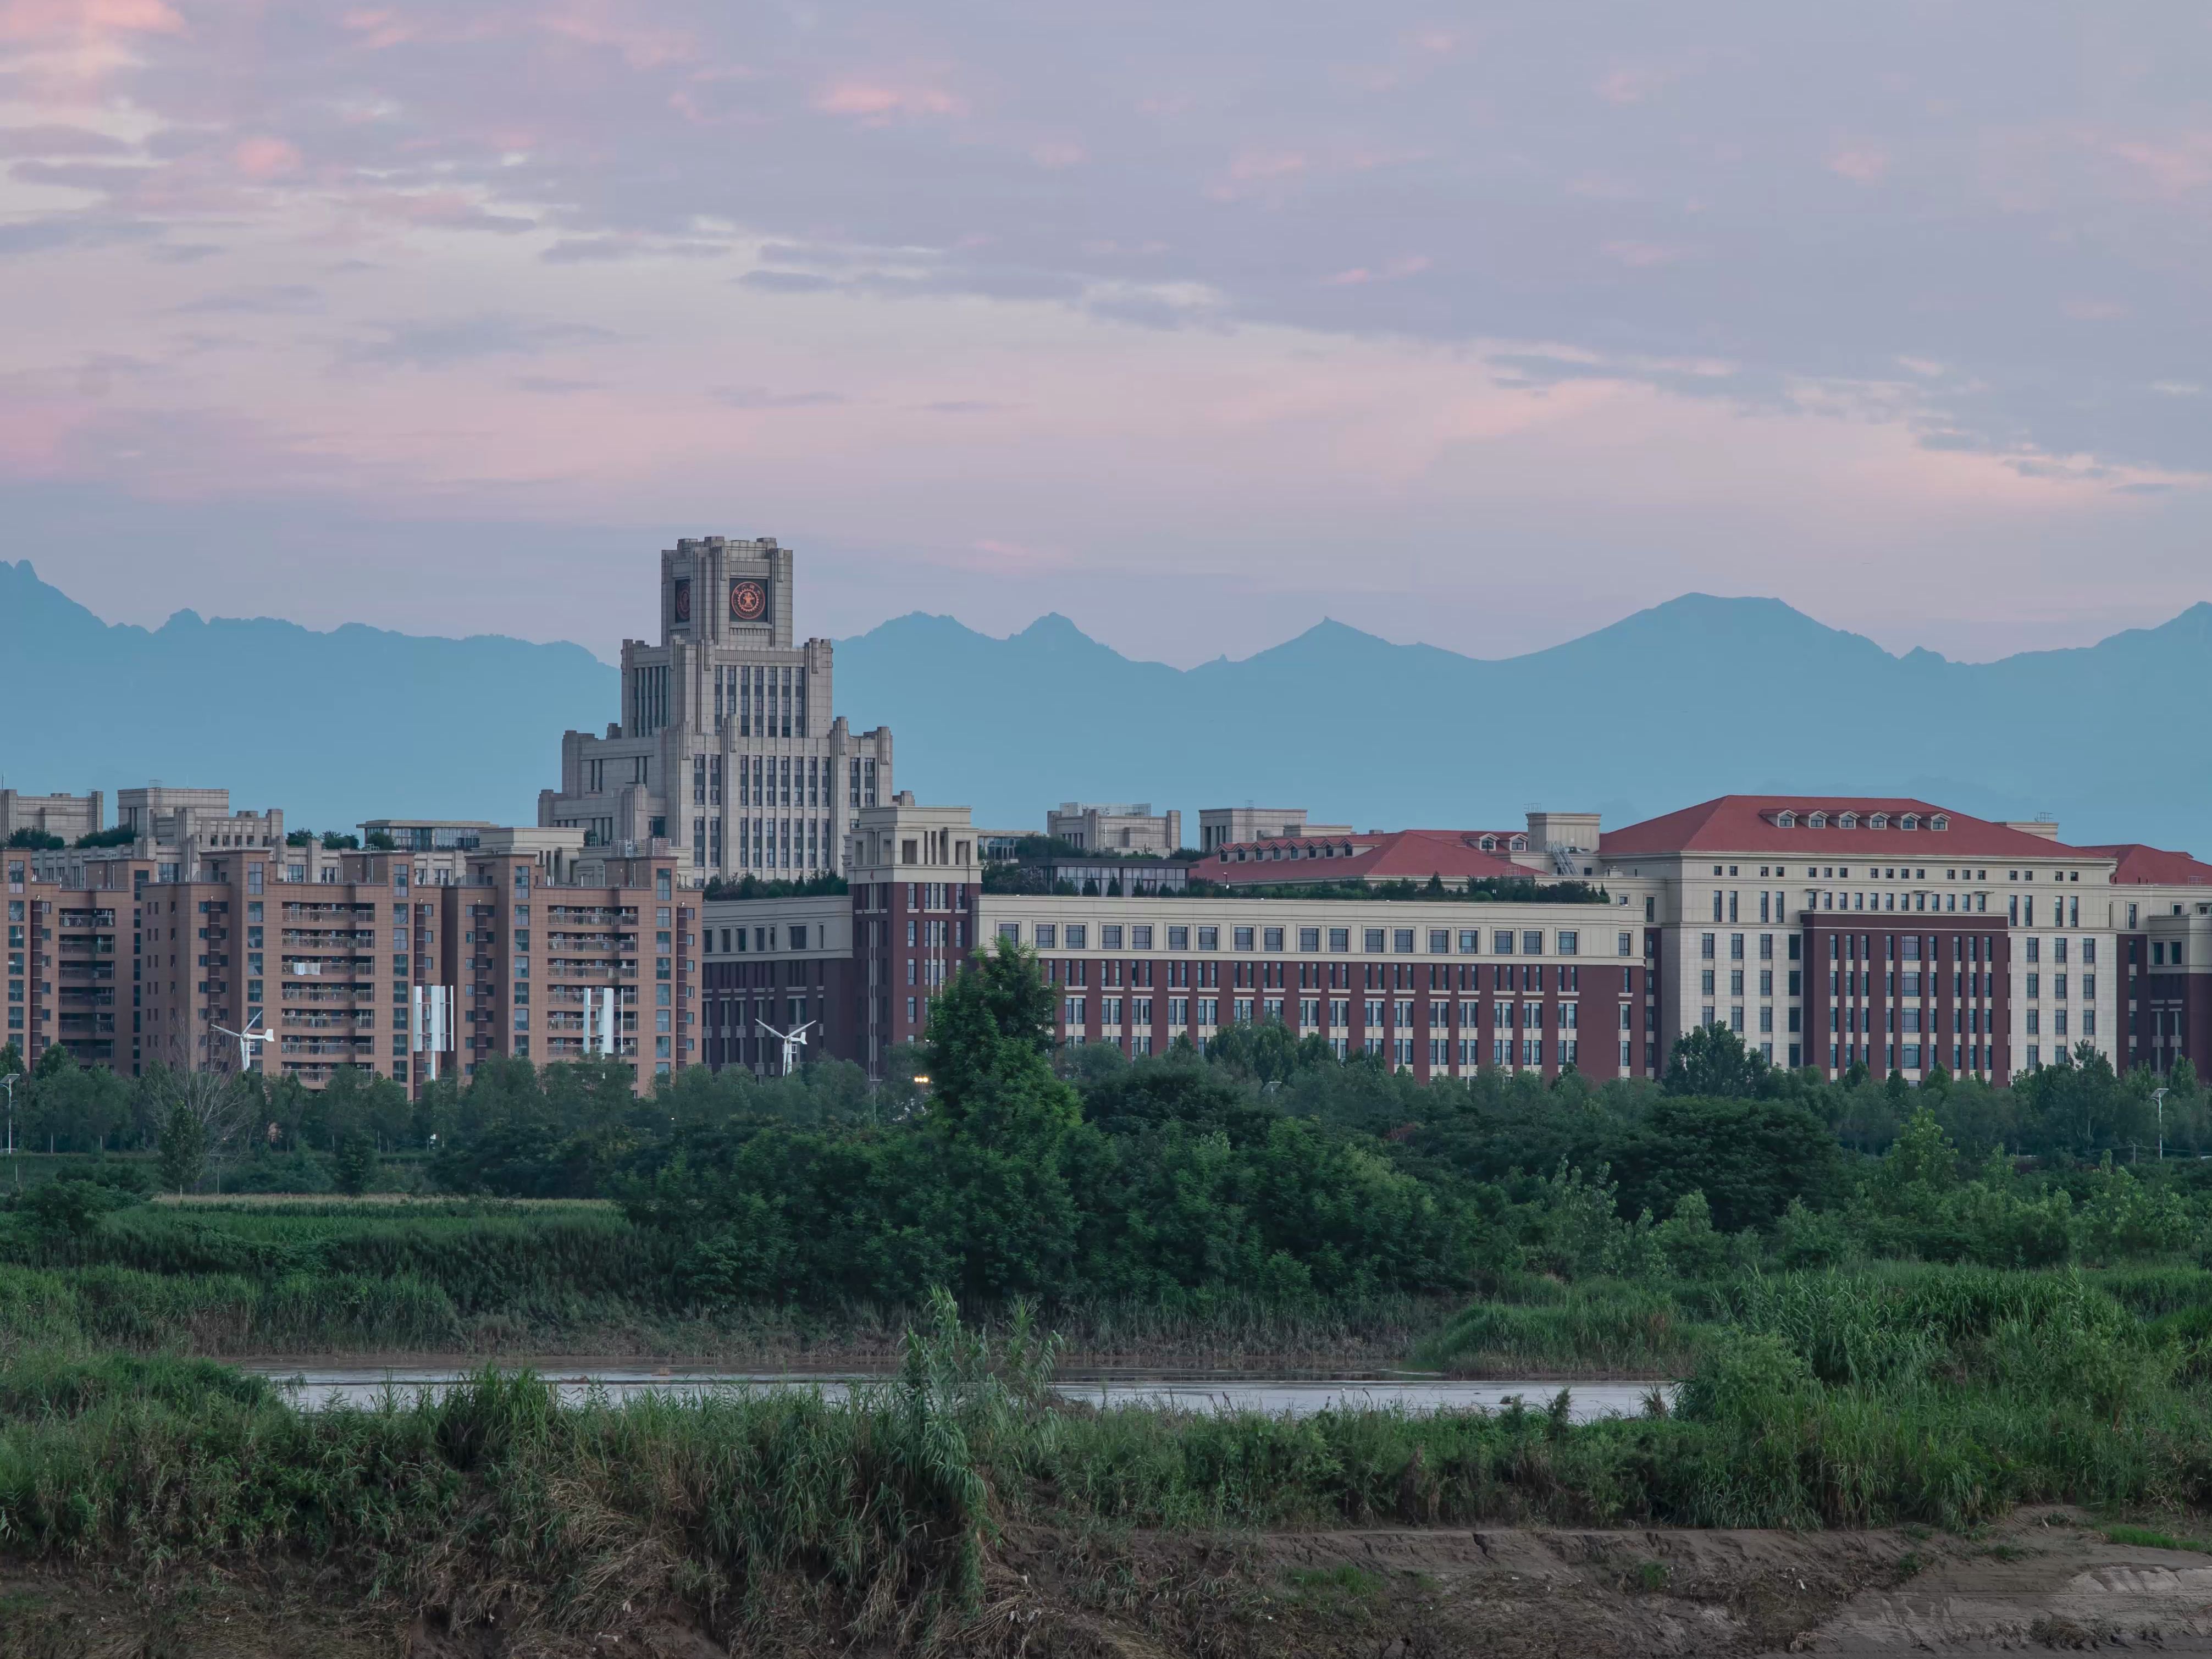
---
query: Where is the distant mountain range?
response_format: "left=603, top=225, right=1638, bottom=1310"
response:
left=7, top=558, right=2210, bottom=854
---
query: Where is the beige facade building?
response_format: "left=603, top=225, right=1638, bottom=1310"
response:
left=539, top=536, right=892, bottom=887
left=1197, top=806, right=1352, bottom=853
left=1, top=789, right=103, bottom=844
left=1047, top=801, right=1182, bottom=855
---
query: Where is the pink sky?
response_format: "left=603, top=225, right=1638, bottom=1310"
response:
left=2, top=0, right=2209, bottom=663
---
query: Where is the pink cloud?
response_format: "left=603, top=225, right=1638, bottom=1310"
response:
left=1828, top=143, right=1890, bottom=184
left=1601, top=240, right=1684, bottom=268
left=0, top=0, right=182, bottom=42
left=2103, top=134, right=2212, bottom=197
left=1321, top=255, right=1431, bottom=286
left=814, top=79, right=966, bottom=123
left=233, top=136, right=301, bottom=180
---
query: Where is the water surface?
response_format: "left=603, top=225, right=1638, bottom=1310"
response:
left=242, top=1362, right=1672, bottom=1422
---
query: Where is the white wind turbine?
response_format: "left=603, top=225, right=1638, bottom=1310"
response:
left=756, top=1017, right=817, bottom=1076
left=213, top=1011, right=275, bottom=1074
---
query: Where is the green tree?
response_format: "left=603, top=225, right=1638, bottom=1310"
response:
left=1661, top=1022, right=1770, bottom=1098
left=332, top=1131, right=377, bottom=1195
left=156, top=1101, right=207, bottom=1195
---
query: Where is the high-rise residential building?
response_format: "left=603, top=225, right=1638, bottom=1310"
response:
left=8, top=826, right=682, bottom=1089
left=539, top=535, right=892, bottom=886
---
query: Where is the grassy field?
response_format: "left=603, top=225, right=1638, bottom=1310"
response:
left=7, top=1271, right=2212, bottom=1652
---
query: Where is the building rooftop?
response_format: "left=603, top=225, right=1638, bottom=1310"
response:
left=2073, top=843, right=2212, bottom=886
left=1600, top=795, right=2096, bottom=860
left=1206, top=828, right=1537, bottom=886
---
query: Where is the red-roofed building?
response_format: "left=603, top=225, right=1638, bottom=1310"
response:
left=2072, top=845, right=2212, bottom=1077
left=1201, top=828, right=1542, bottom=890
left=1593, top=794, right=2138, bottom=1087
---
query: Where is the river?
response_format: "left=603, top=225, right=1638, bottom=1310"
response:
left=240, top=1362, right=1673, bottom=1421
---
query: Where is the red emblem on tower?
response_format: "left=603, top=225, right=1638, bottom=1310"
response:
left=731, top=579, right=766, bottom=621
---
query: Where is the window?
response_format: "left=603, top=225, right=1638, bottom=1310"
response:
left=1198, top=927, right=1218, bottom=950
left=1263, top=927, right=1284, bottom=952
left=1617, top=932, right=1633, bottom=957
left=1429, top=929, right=1451, bottom=953
left=1522, top=931, right=1544, bottom=955
left=1394, top=928, right=1415, bottom=953
left=1701, top=933, right=1716, bottom=959
left=1132, top=925, right=1153, bottom=950
left=1167, top=926, right=1188, bottom=950
left=1234, top=926, right=1255, bottom=950
left=1494, top=930, right=1515, bottom=954
left=1461, top=930, right=1480, bottom=953
left=1035, top=924, right=1057, bottom=948
left=1328, top=927, right=1348, bottom=951
left=1101, top=924, right=1123, bottom=949
left=1365, top=928, right=1386, bottom=952
left=1557, top=931, right=1578, bottom=955
left=1299, top=927, right=1320, bottom=951
left=1066, top=925, right=1087, bottom=948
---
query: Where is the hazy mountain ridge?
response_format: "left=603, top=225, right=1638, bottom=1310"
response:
left=5, top=560, right=2208, bottom=851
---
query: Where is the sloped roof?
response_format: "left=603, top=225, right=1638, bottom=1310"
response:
left=2073, top=844, right=2212, bottom=886
left=1207, top=828, right=1533, bottom=887
left=1600, top=795, right=2097, bottom=860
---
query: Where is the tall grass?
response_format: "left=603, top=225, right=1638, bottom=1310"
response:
left=10, top=1270, right=2212, bottom=1645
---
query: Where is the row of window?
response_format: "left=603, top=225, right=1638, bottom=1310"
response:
left=1057, top=996, right=1613, bottom=1030
left=1004, top=921, right=1621, bottom=956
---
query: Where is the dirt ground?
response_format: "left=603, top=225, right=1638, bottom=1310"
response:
left=5, top=1508, right=2208, bottom=1657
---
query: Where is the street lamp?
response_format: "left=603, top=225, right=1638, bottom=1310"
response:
left=0, top=1071, right=16, bottom=1191
left=2154, top=1086, right=2170, bottom=1162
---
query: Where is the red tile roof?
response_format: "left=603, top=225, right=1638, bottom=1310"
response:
left=1205, top=828, right=1535, bottom=887
left=1600, top=795, right=2094, bottom=860
left=2073, top=844, right=2212, bottom=886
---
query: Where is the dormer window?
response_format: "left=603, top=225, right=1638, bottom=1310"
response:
left=1510, top=835, right=1528, bottom=851
left=1930, top=814, right=1949, bottom=831
left=1774, top=810, right=1796, bottom=828
left=1479, top=835, right=1497, bottom=851
left=1839, top=812, right=1859, bottom=829
left=1869, top=812, right=1889, bottom=830
left=1900, top=814, right=1918, bottom=831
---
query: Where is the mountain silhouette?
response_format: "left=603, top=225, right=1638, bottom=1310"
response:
left=6, top=560, right=2208, bottom=853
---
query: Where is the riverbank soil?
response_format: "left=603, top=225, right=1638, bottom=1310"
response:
left=4, top=1509, right=2208, bottom=1656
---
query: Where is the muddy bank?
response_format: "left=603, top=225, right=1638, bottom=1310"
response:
left=7, top=1508, right=2201, bottom=1657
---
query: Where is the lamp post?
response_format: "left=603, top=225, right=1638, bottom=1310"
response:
left=2153, top=1086, right=2170, bottom=1162
left=1, top=1071, right=16, bottom=1191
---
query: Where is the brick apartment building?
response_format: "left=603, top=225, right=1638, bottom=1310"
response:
left=538, top=535, right=893, bottom=885
left=9, top=809, right=684, bottom=1091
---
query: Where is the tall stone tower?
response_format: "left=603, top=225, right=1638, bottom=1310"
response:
left=540, top=536, right=893, bottom=885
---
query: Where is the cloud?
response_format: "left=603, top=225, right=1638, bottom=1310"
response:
left=351, top=315, right=615, bottom=368
left=1828, top=143, right=1890, bottom=184
left=737, top=269, right=838, bottom=293
left=0, top=123, right=130, bottom=157
left=1600, top=241, right=1685, bottom=268
left=1320, top=255, right=1431, bottom=286
left=172, top=283, right=322, bottom=316
left=232, top=136, right=301, bottom=179
left=812, top=79, right=965, bottom=121
left=714, top=386, right=847, bottom=408
left=540, top=235, right=728, bottom=263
